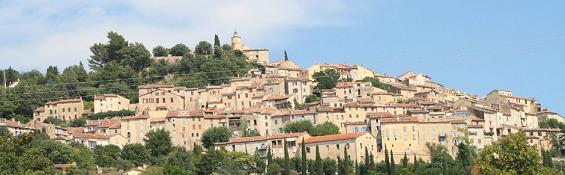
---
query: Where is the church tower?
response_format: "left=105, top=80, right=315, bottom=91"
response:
left=231, top=31, right=242, bottom=50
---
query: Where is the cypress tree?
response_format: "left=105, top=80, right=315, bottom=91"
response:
left=355, top=161, right=360, bottom=175
left=385, top=146, right=390, bottom=175
left=402, top=152, right=408, bottom=168
left=314, top=145, right=322, bottom=175
left=301, top=138, right=307, bottom=175
left=344, top=146, right=350, bottom=175
left=284, top=139, right=291, bottom=175
left=267, top=146, right=273, bottom=164
left=338, top=156, right=344, bottom=175
left=390, top=150, right=396, bottom=175
left=369, top=153, right=375, bottom=170
left=284, top=50, right=289, bottom=61
left=413, top=154, right=418, bottom=172
left=214, top=34, right=221, bottom=47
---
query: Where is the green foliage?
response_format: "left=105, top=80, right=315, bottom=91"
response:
left=88, top=32, right=151, bottom=73
left=322, top=158, right=337, bottom=175
left=539, top=118, right=565, bottom=130
left=301, top=138, right=307, bottom=175
left=476, top=133, right=541, bottom=175
left=0, top=127, right=10, bottom=137
left=152, top=45, right=169, bottom=57
left=70, top=118, right=86, bottom=127
left=201, top=127, right=231, bottom=148
left=121, top=143, right=150, bottom=166
left=401, top=152, right=408, bottom=168
left=87, top=109, right=135, bottom=120
left=170, top=44, right=190, bottom=56
left=294, top=99, right=307, bottom=110
left=197, top=148, right=224, bottom=175
left=284, top=120, right=314, bottom=134
left=195, top=41, right=213, bottom=55
left=43, top=117, right=67, bottom=126
left=163, top=148, right=197, bottom=174
left=305, top=95, right=320, bottom=103
left=543, top=149, right=554, bottom=168
left=312, top=122, right=340, bottom=136
left=267, top=162, right=281, bottom=175
left=456, top=143, right=476, bottom=175
left=313, top=69, right=340, bottom=90
left=93, top=145, right=121, bottom=167
left=144, top=129, right=173, bottom=157
left=358, top=77, right=390, bottom=92
left=284, top=140, right=291, bottom=175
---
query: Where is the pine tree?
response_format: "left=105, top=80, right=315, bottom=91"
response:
left=301, top=138, right=307, bottom=175
left=390, top=150, right=396, bottom=175
left=385, top=146, right=390, bottom=175
left=402, top=152, right=408, bottom=168
left=314, top=145, right=322, bottom=175
left=284, top=139, right=291, bottom=175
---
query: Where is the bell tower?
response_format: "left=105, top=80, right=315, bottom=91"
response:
left=231, top=30, right=242, bottom=50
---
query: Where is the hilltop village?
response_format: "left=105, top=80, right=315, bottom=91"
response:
left=2, top=32, right=564, bottom=174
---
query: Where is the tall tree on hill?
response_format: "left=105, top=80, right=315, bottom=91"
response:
left=312, top=69, right=340, bottom=90
left=120, top=42, right=151, bottom=73
left=88, top=32, right=128, bottom=70
left=170, top=43, right=190, bottom=56
left=195, top=41, right=213, bottom=55
left=284, top=139, right=291, bottom=175
left=284, top=50, right=289, bottom=61
left=152, top=45, right=169, bottom=57
left=301, top=138, right=307, bottom=175
left=214, top=34, right=221, bottom=47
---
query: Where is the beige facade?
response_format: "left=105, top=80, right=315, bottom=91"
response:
left=216, top=132, right=310, bottom=158
left=307, top=64, right=377, bottom=81
left=232, top=31, right=269, bottom=64
left=304, top=132, right=377, bottom=163
left=121, top=115, right=151, bottom=144
left=138, top=85, right=187, bottom=113
left=94, top=94, right=130, bottom=113
left=33, top=98, right=85, bottom=122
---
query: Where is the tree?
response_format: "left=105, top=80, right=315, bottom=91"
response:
left=305, top=94, right=320, bottom=103
left=93, top=145, right=121, bottom=167
left=284, top=50, right=289, bottom=61
left=170, top=43, right=190, bottom=56
left=358, top=77, right=390, bottom=92
left=201, top=127, right=231, bottom=148
left=314, top=145, right=323, bottom=175
left=390, top=150, right=396, bottom=175
left=284, top=120, right=314, bottom=134
left=195, top=41, right=213, bottom=55
left=164, top=148, right=197, bottom=173
left=152, top=45, right=169, bottom=57
left=456, top=142, right=475, bottom=175
left=267, top=162, right=281, bottom=175
left=543, top=150, right=553, bottom=168
left=413, top=154, right=418, bottom=172
left=214, top=34, right=221, bottom=47
left=70, top=118, right=86, bottom=127
left=0, top=127, right=10, bottom=137
left=121, top=42, right=151, bottom=72
left=401, top=152, right=408, bottom=169
left=312, top=69, right=340, bottom=89
left=312, top=122, right=340, bottom=136
left=144, top=129, right=172, bottom=157
left=88, top=32, right=128, bottom=70
left=301, top=138, right=307, bottom=175
left=476, top=133, right=541, bottom=175
left=121, top=143, right=150, bottom=166
left=197, top=148, right=224, bottom=175
left=384, top=146, right=390, bottom=175
left=284, top=139, right=291, bottom=175
left=322, top=158, right=337, bottom=175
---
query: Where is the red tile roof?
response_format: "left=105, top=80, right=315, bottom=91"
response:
left=122, top=115, right=149, bottom=120
left=304, top=132, right=367, bottom=144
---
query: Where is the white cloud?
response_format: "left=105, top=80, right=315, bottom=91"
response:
left=0, top=0, right=353, bottom=71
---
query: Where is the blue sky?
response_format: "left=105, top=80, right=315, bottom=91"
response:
left=1, top=0, right=564, bottom=114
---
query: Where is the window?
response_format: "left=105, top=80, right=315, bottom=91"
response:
left=171, top=98, right=174, bottom=103
left=336, top=144, right=340, bottom=150
left=156, top=98, right=159, bottom=103
left=306, top=147, right=311, bottom=153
